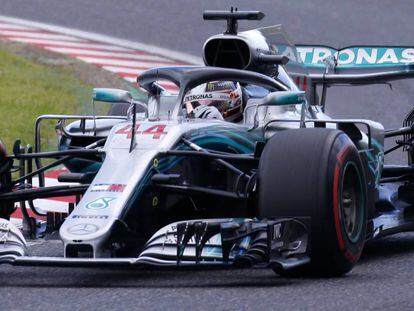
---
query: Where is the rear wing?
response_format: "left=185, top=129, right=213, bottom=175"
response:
left=292, top=45, right=414, bottom=107
left=296, top=45, right=414, bottom=84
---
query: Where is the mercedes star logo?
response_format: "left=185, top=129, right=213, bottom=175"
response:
left=67, top=223, right=99, bottom=235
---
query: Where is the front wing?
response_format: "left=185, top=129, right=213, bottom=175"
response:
left=0, top=218, right=310, bottom=272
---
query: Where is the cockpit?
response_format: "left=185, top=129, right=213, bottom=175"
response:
left=137, top=65, right=311, bottom=127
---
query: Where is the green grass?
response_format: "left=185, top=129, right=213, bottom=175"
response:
left=0, top=49, right=93, bottom=152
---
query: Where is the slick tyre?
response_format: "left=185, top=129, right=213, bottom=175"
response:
left=0, top=140, right=14, bottom=220
left=257, top=128, right=367, bottom=276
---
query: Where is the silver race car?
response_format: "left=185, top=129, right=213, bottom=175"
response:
left=0, top=9, right=414, bottom=277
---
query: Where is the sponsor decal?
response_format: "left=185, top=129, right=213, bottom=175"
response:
left=296, top=46, right=414, bottom=67
left=206, top=81, right=234, bottom=91
left=91, top=183, right=126, bottom=193
left=0, top=220, right=9, bottom=231
left=67, top=223, right=99, bottom=235
left=184, top=93, right=230, bottom=103
left=0, top=231, right=7, bottom=241
left=0, top=220, right=9, bottom=241
left=85, top=197, right=116, bottom=210
left=115, top=123, right=167, bottom=139
left=272, top=223, right=282, bottom=240
left=162, top=232, right=221, bottom=246
left=72, top=215, right=109, bottom=220
left=160, top=224, right=221, bottom=245
left=184, top=93, right=213, bottom=102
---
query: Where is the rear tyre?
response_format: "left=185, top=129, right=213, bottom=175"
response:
left=0, top=140, right=14, bottom=220
left=257, top=128, right=367, bottom=276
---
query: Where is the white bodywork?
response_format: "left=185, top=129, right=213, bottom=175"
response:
left=59, top=118, right=246, bottom=257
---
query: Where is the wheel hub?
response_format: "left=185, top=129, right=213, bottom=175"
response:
left=340, top=162, right=363, bottom=243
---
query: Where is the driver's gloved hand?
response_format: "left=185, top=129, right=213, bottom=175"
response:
left=192, top=105, right=224, bottom=120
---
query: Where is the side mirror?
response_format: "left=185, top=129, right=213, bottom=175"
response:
left=263, top=91, right=306, bottom=106
left=249, top=91, right=307, bottom=130
left=93, top=88, right=132, bottom=103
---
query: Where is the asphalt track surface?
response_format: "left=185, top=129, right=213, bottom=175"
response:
left=1, top=1, right=414, bottom=310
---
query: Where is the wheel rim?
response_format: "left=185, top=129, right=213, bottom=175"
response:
left=340, top=162, right=364, bottom=243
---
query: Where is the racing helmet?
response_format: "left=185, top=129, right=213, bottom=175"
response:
left=184, top=81, right=243, bottom=122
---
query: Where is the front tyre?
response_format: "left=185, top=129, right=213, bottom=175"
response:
left=257, top=128, right=367, bottom=276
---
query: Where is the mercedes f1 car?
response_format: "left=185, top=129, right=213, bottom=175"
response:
left=1, top=9, right=414, bottom=276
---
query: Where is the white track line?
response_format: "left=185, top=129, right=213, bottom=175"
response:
left=0, top=22, right=33, bottom=30
left=123, top=76, right=137, bottom=83
left=45, top=47, right=169, bottom=61
left=0, top=30, right=87, bottom=41
left=0, top=15, right=201, bottom=95
left=8, top=37, right=134, bottom=51
left=0, top=15, right=202, bottom=64
left=103, top=66, right=145, bottom=75
left=76, top=56, right=176, bottom=68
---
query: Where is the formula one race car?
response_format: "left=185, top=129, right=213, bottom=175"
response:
left=1, top=9, right=414, bottom=277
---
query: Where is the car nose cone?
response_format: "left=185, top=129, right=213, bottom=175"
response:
left=67, top=224, right=99, bottom=236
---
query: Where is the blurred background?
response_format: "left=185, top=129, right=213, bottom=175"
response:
left=1, top=2, right=414, bottom=310
left=2, top=0, right=413, bottom=164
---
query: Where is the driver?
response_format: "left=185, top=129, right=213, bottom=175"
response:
left=184, top=81, right=243, bottom=122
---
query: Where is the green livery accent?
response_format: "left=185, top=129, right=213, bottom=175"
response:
left=85, top=197, right=116, bottom=210
left=266, top=91, right=306, bottom=106
left=296, top=46, right=414, bottom=68
left=93, top=88, right=132, bottom=103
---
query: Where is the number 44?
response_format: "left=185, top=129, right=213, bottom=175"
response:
left=115, top=124, right=167, bottom=139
